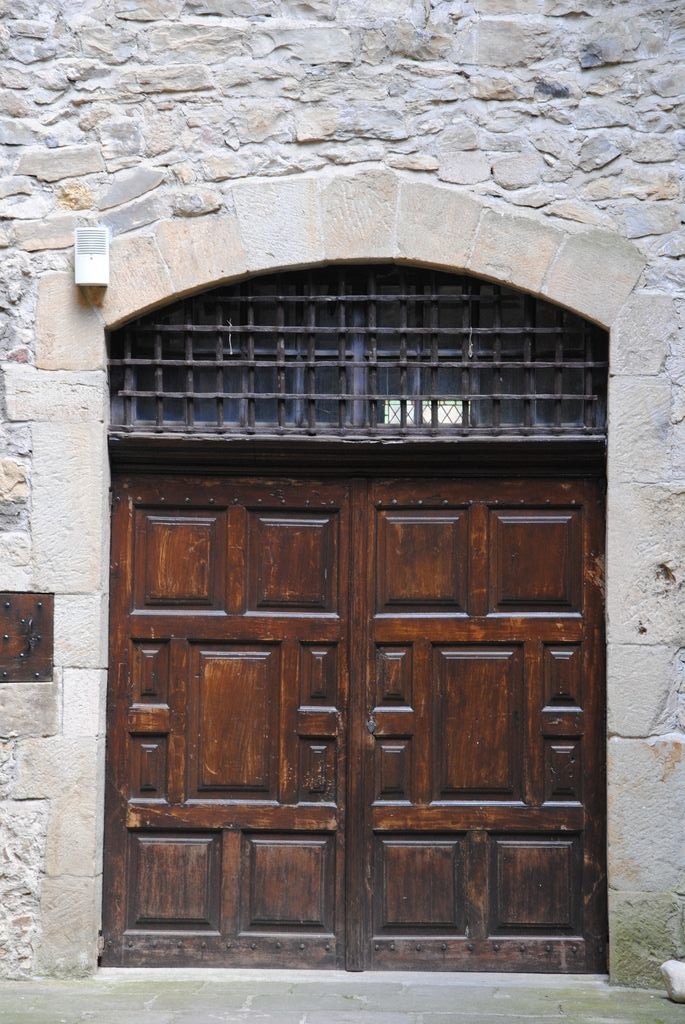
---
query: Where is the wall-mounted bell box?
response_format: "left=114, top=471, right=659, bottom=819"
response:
left=74, top=226, right=110, bottom=286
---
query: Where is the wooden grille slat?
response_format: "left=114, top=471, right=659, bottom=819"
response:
left=108, top=265, right=608, bottom=439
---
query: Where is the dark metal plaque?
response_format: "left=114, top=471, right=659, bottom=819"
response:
left=0, top=593, right=54, bottom=682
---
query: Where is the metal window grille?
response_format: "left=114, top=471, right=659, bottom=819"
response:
left=109, top=265, right=608, bottom=439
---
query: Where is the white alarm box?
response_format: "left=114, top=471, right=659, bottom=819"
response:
left=74, top=227, right=110, bottom=286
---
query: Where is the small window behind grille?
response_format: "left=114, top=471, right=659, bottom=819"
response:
left=108, top=265, right=608, bottom=439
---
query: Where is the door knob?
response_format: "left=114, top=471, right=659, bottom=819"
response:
left=366, top=715, right=377, bottom=735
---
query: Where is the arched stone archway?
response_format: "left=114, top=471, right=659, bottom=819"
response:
left=18, top=167, right=681, bottom=982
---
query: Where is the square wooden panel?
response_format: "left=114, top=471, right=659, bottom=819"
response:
left=247, top=512, right=339, bottom=613
left=489, top=509, right=582, bottom=614
left=375, top=511, right=468, bottom=614
left=241, top=833, right=335, bottom=933
left=433, top=647, right=523, bottom=800
left=188, top=646, right=280, bottom=799
left=133, top=510, right=227, bottom=612
left=127, top=831, right=221, bottom=931
left=374, top=836, right=465, bottom=933
left=489, top=835, right=580, bottom=935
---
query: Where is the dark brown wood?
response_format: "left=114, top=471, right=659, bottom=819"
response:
left=0, top=593, right=53, bottom=682
left=102, top=471, right=605, bottom=972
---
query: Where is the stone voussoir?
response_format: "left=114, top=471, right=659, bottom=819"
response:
left=469, top=207, right=564, bottom=293
left=319, top=168, right=400, bottom=262
left=231, top=176, right=324, bottom=273
left=397, top=180, right=482, bottom=270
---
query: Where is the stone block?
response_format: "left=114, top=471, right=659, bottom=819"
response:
left=35, top=874, right=100, bottom=977
left=0, top=458, right=29, bottom=501
left=250, top=26, right=353, bottom=64
left=0, top=531, right=30, bottom=566
left=492, top=154, right=545, bottom=190
left=0, top=800, right=48, bottom=978
left=542, top=229, right=645, bottom=327
left=36, top=273, right=106, bottom=372
left=54, top=594, right=108, bottom=670
left=97, top=165, right=165, bottom=211
left=147, top=23, right=245, bottom=63
left=0, top=683, right=58, bottom=739
left=469, top=209, right=563, bottom=294
left=14, top=736, right=100, bottom=801
left=31, top=422, right=109, bottom=594
left=397, top=181, right=481, bottom=271
left=13, top=215, right=77, bottom=252
left=320, top=169, right=398, bottom=261
left=661, top=960, right=685, bottom=1003
left=607, top=644, right=676, bottom=738
left=606, top=483, right=685, bottom=647
left=102, top=194, right=167, bottom=237
left=16, top=145, right=104, bottom=183
left=610, top=292, right=675, bottom=376
left=121, top=64, right=213, bottom=95
left=623, top=203, right=681, bottom=239
left=115, top=0, right=184, bottom=19
left=44, top=741, right=103, bottom=877
left=464, top=19, right=550, bottom=67
left=92, top=235, right=174, bottom=328
left=607, top=377, right=672, bottom=484
left=608, top=735, right=685, bottom=892
left=4, top=367, right=107, bottom=423
left=155, top=214, right=247, bottom=296
left=232, top=177, right=324, bottom=272
left=438, top=151, right=491, bottom=185
left=609, top=890, right=685, bottom=988
left=62, top=669, right=106, bottom=739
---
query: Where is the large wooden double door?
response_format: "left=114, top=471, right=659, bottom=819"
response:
left=103, top=472, right=605, bottom=971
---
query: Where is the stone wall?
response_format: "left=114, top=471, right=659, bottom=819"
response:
left=0, top=0, right=683, bottom=985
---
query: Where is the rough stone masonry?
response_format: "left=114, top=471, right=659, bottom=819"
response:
left=0, top=0, right=683, bottom=986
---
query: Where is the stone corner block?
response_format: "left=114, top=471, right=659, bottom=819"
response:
left=36, top=273, right=106, bottom=372
left=14, top=735, right=101, bottom=800
left=610, top=292, right=676, bottom=377
left=54, top=593, right=108, bottom=670
left=232, top=176, right=324, bottom=273
left=31, top=422, right=109, bottom=594
left=609, top=890, right=685, bottom=989
left=4, top=366, right=107, bottom=424
left=469, top=208, right=564, bottom=294
left=0, top=682, right=59, bottom=741
left=91, top=235, right=174, bottom=328
left=154, top=213, right=248, bottom=297
left=397, top=180, right=482, bottom=270
left=542, top=229, right=646, bottom=327
left=320, top=169, right=399, bottom=262
left=35, top=874, right=100, bottom=978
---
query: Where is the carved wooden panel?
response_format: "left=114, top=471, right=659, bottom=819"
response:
left=375, top=646, right=412, bottom=707
left=545, top=740, right=582, bottom=803
left=189, top=646, right=280, bottom=799
left=133, top=511, right=227, bottom=611
left=489, top=836, right=579, bottom=934
left=489, top=510, right=582, bottom=613
left=298, top=739, right=336, bottom=803
left=131, top=641, right=169, bottom=705
left=433, top=647, right=522, bottom=800
left=241, top=834, right=335, bottom=933
left=375, top=511, right=467, bottom=613
left=544, top=644, right=583, bottom=709
left=127, top=832, right=221, bottom=930
left=129, top=736, right=168, bottom=801
left=300, top=644, right=337, bottom=708
left=375, top=740, right=412, bottom=803
left=247, top=512, right=338, bottom=613
left=374, top=837, right=465, bottom=932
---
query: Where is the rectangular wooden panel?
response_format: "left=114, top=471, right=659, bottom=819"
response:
left=375, top=739, right=412, bottom=804
left=298, top=739, right=337, bottom=803
left=489, top=509, right=582, bottom=614
left=432, top=647, right=523, bottom=800
left=299, top=644, right=337, bottom=708
left=127, top=831, right=221, bottom=931
left=374, top=836, right=465, bottom=933
left=544, top=740, right=582, bottom=803
left=247, top=512, right=339, bottom=613
left=544, top=644, right=583, bottom=709
left=241, top=833, right=335, bottom=933
left=131, top=641, right=169, bottom=705
left=489, top=835, right=580, bottom=935
left=0, top=592, right=53, bottom=683
left=133, top=509, right=227, bottom=612
left=188, top=646, right=280, bottom=799
left=375, top=646, right=413, bottom=708
left=375, top=511, right=468, bottom=613
left=129, top=735, right=168, bottom=801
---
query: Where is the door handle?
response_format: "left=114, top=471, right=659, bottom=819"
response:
left=366, top=715, right=377, bottom=735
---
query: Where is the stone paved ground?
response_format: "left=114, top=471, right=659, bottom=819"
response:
left=0, top=970, right=680, bottom=1024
